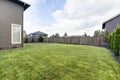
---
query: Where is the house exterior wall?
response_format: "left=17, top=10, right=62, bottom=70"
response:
left=105, top=15, right=120, bottom=33
left=0, top=0, right=24, bottom=49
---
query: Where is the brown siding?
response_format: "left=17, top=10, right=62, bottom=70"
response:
left=0, top=0, right=24, bottom=49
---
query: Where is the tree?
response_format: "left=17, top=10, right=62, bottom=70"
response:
left=108, top=26, right=120, bottom=55
left=54, top=33, right=60, bottom=38
left=64, top=32, right=68, bottom=37
left=104, top=30, right=109, bottom=42
left=84, top=32, right=87, bottom=37
left=82, top=32, right=87, bottom=37
left=49, top=34, right=55, bottom=38
left=113, top=27, right=120, bottom=55
left=94, top=30, right=102, bottom=37
left=49, top=33, right=60, bottom=38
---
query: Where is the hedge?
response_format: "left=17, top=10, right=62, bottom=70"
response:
left=108, top=26, right=120, bottom=55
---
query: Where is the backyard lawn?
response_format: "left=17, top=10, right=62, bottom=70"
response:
left=0, top=43, right=120, bottom=80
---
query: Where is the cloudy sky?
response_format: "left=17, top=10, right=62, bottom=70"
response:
left=22, top=0, right=120, bottom=36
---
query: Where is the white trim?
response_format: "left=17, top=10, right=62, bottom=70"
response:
left=11, top=24, right=21, bottom=44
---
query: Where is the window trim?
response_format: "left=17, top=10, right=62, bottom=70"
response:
left=11, top=24, right=21, bottom=44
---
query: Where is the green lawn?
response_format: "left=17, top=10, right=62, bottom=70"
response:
left=0, top=43, right=120, bottom=80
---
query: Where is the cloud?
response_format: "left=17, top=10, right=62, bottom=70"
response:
left=22, top=0, right=46, bottom=33
left=50, top=0, right=120, bottom=36
left=23, top=0, right=120, bottom=36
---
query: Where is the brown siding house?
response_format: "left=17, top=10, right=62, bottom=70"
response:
left=0, top=0, right=30, bottom=49
left=102, top=14, right=120, bottom=33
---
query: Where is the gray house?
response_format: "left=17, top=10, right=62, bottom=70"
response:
left=0, top=0, right=30, bottom=49
left=102, top=14, right=120, bottom=33
left=27, top=31, right=48, bottom=38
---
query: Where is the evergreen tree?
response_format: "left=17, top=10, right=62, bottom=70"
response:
left=104, top=30, right=110, bottom=42
left=94, top=30, right=101, bottom=37
left=54, top=33, right=60, bottom=38
left=64, top=32, right=68, bottom=37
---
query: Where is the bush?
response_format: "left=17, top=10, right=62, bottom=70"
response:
left=108, top=34, right=112, bottom=48
left=31, top=37, right=34, bottom=43
left=112, top=32, right=115, bottom=51
left=109, top=27, right=120, bottom=55
left=39, top=35, right=43, bottom=42
left=0, top=47, right=2, bottom=50
left=113, top=27, right=120, bottom=55
left=110, top=33, right=114, bottom=49
left=119, top=45, right=120, bottom=55
left=12, top=46, right=17, bottom=48
left=113, top=34, right=118, bottom=54
left=72, top=42, right=78, bottom=45
left=104, top=30, right=110, bottom=42
left=25, top=38, right=28, bottom=43
left=119, top=45, right=120, bottom=60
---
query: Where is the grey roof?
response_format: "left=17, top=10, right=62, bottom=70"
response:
left=102, top=14, right=120, bottom=29
left=10, top=0, right=30, bottom=11
left=30, top=31, right=47, bottom=35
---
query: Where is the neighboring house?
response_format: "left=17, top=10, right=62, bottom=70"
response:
left=27, top=31, right=48, bottom=38
left=0, top=0, right=30, bottom=49
left=102, top=14, right=120, bottom=33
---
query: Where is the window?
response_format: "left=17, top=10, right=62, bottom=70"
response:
left=11, top=24, right=21, bottom=44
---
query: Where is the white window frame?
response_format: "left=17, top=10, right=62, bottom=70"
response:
left=11, top=24, right=21, bottom=44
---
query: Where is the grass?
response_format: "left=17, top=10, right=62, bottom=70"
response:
left=0, top=43, right=120, bottom=80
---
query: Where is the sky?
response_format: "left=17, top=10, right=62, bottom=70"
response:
left=22, top=0, right=120, bottom=36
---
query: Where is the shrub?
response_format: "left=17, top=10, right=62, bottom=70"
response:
left=113, top=32, right=116, bottom=52
left=104, top=30, right=110, bottom=42
left=108, top=34, right=111, bottom=48
left=110, top=33, right=114, bottom=49
left=113, top=27, right=120, bottom=55
left=119, top=45, right=120, bottom=55
left=119, top=45, right=120, bottom=60
left=108, top=27, right=120, bottom=55
left=113, top=34, right=118, bottom=54
left=72, top=42, right=78, bottom=45
left=39, top=35, right=43, bottom=42
left=12, top=46, right=17, bottom=48
left=31, top=37, right=34, bottom=43
left=25, top=38, right=28, bottom=43
left=0, top=47, right=2, bottom=50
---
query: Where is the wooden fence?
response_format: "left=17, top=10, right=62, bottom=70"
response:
left=43, top=36, right=108, bottom=47
left=24, top=36, right=108, bottom=47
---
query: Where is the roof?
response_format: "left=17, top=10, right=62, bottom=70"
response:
left=30, top=31, right=48, bottom=35
left=102, top=14, right=120, bottom=29
left=10, top=0, right=30, bottom=11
